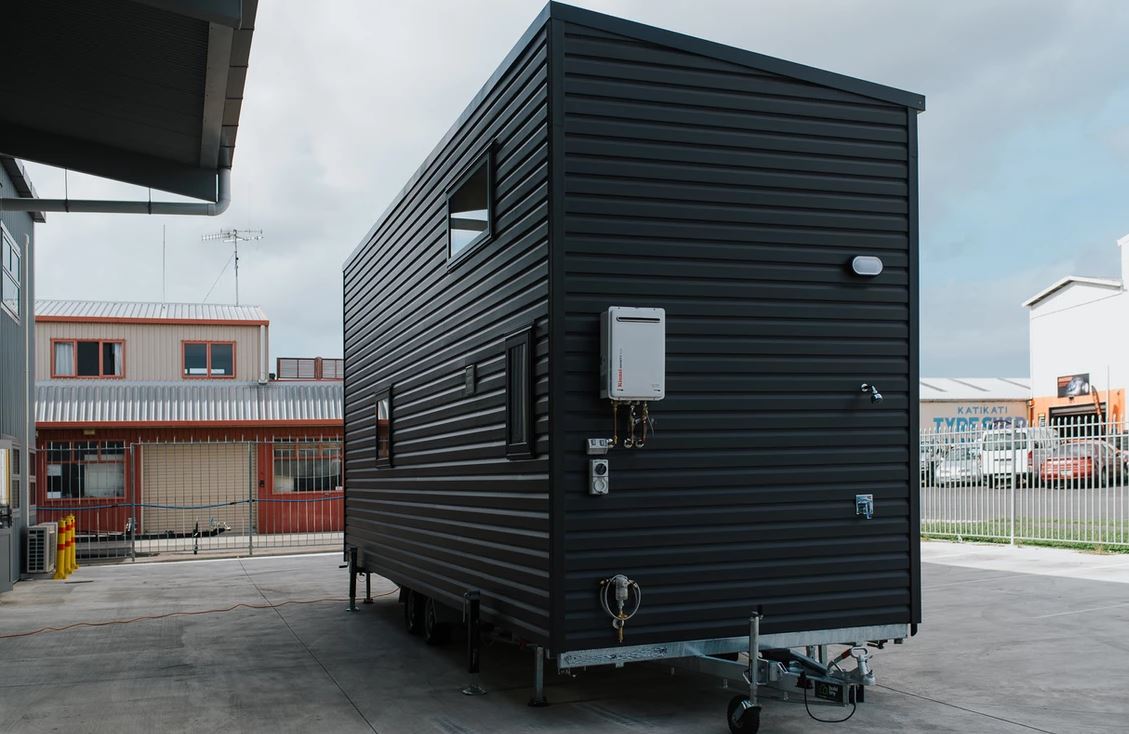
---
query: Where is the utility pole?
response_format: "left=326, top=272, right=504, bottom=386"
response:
left=201, top=228, right=264, bottom=305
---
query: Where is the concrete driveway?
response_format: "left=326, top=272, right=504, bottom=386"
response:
left=1, top=542, right=1127, bottom=733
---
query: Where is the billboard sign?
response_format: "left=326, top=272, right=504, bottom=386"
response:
left=1057, top=373, right=1090, bottom=398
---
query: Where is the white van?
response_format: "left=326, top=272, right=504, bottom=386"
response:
left=978, top=427, right=1060, bottom=486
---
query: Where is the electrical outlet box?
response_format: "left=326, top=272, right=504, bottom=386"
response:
left=600, top=306, right=665, bottom=401
left=589, top=459, right=609, bottom=495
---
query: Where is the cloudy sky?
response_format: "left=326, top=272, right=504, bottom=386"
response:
left=24, top=0, right=1129, bottom=377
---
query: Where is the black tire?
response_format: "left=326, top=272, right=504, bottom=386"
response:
left=403, top=589, right=424, bottom=636
left=727, top=696, right=760, bottom=734
left=423, top=596, right=451, bottom=646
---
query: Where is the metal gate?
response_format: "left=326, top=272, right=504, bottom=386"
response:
left=37, top=438, right=343, bottom=561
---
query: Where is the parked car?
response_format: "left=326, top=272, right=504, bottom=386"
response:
left=933, top=445, right=983, bottom=485
left=1038, top=441, right=1122, bottom=487
left=920, top=442, right=945, bottom=486
left=979, top=427, right=1060, bottom=486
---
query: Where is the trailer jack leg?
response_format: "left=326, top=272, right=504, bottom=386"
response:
left=363, top=572, right=374, bottom=604
left=726, top=610, right=762, bottom=733
left=461, top=591, right=486, bottom=696
left=528, top=646, right=548, bottom=707
left=346, top=548, right=358, bottom=613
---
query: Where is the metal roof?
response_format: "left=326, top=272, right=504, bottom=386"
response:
left=36, top=380, right=341, bottom=426
left=1022, top=276, right=1123, bottom=309
left=0, top=0, right=257, bottom=200
left=36, top=299, right=268, bottom=324
left=0, top=155, right=44, bottom=222
left=920, top=378, right=1031, bottom=402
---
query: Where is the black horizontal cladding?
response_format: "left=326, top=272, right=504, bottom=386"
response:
left=342, top=28, right=552, bottom=644
left=556, top=20, right=916, bottom=650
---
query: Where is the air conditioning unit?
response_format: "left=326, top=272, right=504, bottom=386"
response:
left=26, top=522, right=58, bottom=575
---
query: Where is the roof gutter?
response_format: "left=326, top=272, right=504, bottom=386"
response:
left=0, top=168, right=230, bottom=216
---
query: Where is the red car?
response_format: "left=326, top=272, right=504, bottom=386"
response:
left=1038, top=441, right=1123, bottom=487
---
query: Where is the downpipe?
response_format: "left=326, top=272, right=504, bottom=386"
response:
left=0, top=168, right=231, bottom=216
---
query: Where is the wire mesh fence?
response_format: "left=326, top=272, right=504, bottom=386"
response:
left=35, top=438, right=343, bottom=561
left=921, top=421, right=1129, bottom=548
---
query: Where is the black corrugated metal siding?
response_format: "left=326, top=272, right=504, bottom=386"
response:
left=555, top=20, right=918, bottom=651
left=343, top=29, right=553, bottom=644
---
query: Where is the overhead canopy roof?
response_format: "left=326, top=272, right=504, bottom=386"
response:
left=0, top=0, right=257, bottom=201
left=36, top=380, right=342, bottom=427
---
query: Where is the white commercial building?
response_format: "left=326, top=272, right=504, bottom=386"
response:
left=1023, top=234, right=1129, bottom=429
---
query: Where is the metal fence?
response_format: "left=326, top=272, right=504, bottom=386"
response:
left=921, top=422, right=1129, bottom=548
left=35, top=438, right=343, bottom=561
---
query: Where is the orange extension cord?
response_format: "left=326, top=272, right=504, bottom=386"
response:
left=0, top=588, right=399, bottom=640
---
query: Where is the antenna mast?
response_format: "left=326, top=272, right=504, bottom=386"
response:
left=201, top=228, right=264, bottom=305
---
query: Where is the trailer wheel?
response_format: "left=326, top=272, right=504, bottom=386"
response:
left=727, top=696, right=760, bottom=733
left=423, top=596, right=451, bottom=645
left=403, top=589, right=425, bottom=636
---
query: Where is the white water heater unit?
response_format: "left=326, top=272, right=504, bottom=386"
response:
left=600, top=306, right=666, bottom=401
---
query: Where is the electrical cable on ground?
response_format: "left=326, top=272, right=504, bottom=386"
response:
left=877, top=684, right=1058, bottom=734
left=803, top=686, right=856, bottom=724
left=0, top=589, right=398, bottom=640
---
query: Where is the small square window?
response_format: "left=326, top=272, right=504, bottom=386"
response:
left=375, top=390, right=392, bottom=466
left=447, top=154, right=492, bottom=259
left=210, top=343, right=234, bottom=376
left=505, top=329, right=534, bottom=458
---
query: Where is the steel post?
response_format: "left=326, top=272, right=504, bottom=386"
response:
left=528, top=645, right=548, bottom=706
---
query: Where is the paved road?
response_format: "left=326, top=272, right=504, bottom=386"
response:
left=3, top=546, right=1128, bottom=733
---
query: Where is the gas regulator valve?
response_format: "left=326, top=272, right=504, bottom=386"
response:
left=599, top=574, right=642, bottom=643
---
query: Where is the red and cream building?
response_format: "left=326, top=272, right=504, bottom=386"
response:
left=32, top=300, right=343, bottom=537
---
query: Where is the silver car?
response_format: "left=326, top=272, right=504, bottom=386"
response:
left=934, top=445, right=983, bottom=485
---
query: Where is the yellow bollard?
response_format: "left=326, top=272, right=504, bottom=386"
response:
left=67, top=512, right=77, bottom=573
left=53, top=518, right=67, bottom=580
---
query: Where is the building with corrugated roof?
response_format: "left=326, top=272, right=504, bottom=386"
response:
left=33, top=299, right=343, bottom=538
left=919, top=377, right=1030, bottom=433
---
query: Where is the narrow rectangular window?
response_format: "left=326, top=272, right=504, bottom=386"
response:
left=76, top=341, right=100, bottom=376
left=53, top=341, right=75, bottom=377
left=375, top=390, right=392, bottom=466
left=210, top=343, right=234, bottom=376
left=447, top=151, right=493, bottom=260
left=505, top=329, right=533, bottom=458
left=1, top=223, right=19, bottom=321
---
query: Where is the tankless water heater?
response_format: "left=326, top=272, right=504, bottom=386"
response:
left=600, top=306, right=665, bottom=401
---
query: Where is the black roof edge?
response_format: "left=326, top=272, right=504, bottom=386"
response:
left=344, top=1, right=925, bottom=271
left=550, top=2, right=925, bottom=112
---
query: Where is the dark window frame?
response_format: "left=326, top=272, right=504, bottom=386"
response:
left=445, top=146, right=495, bottom=266
left=505, top=328, right=534, bottom=459
left=375, top=388, right=393, bottom=467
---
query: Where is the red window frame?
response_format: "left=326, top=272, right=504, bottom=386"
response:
left=50, top=338, right=126, bottom=379
left=270, top=439, right=343, bottom=493
left=43, top=440, right=127, bottom=500
left=181, top=340, right=237, bottom=379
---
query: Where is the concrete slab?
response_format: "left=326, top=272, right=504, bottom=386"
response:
left=1, top=545, right=1126, bottom=733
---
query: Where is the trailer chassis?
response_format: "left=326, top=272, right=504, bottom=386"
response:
left=555, top=618, right=904, bottom=734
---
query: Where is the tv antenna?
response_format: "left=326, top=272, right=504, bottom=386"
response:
left=201, top=228, right=263, bottom=305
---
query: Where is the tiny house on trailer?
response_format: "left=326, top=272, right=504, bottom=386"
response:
left=343, top=4, right=923, bottom=730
